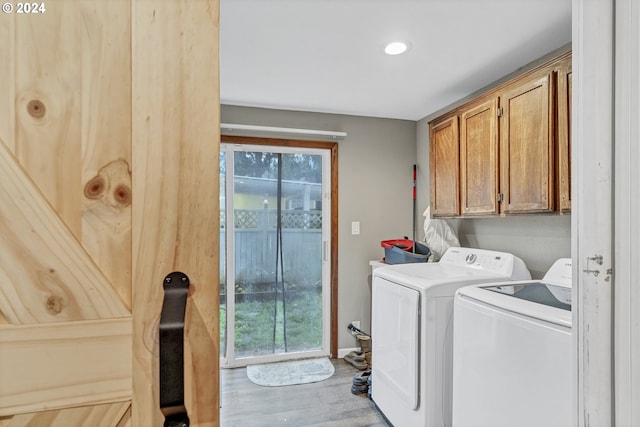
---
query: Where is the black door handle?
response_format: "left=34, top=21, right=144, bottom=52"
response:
left=159, top=272, right=190, bottom=427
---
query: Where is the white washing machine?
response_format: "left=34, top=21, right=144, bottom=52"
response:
left=371, top=247, right=531, bottom=427
left=452, top=258, right=572, bottom=427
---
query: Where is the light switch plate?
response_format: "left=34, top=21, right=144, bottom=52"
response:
left=351, top=221, right=360, bottom=235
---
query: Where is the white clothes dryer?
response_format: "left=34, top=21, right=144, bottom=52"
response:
left=371, top=247, right=531, bottom=427
left=452, top=258, right=572, bottom=427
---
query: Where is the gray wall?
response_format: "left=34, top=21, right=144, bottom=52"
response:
left=221, top=105, right=417, bottom=350
left=416, top=116, right=571, bottom=279
left=451, top=216, right=571, bottom=279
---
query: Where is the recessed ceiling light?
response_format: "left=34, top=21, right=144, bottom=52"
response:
left=384, top=41, right=408, bottom=55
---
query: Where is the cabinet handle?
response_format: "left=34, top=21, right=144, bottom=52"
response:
left=323, top=240, right=327, bottom=262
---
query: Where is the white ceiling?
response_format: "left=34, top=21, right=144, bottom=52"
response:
left=220, top=0, right=572, bottom=121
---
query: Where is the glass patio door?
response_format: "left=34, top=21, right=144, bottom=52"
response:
left=220, top=143, right=331, bottom=367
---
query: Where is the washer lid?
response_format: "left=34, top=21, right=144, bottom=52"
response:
left=484, top=282, right=571, bottom=309
left=457, top=283, right=572, bottom=328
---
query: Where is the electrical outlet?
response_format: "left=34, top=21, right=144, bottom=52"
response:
left=351, top=320, right=360, bottom=330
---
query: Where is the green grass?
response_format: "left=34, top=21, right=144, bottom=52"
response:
left=220, top=290, right=322, bottom=358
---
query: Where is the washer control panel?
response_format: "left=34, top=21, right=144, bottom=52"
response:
left=440, top=247, right=529, bottom=278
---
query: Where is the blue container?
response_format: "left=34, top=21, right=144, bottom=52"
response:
left=384, top=241, right=431, bottom=264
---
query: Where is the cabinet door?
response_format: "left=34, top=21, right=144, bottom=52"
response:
left=430, top=116, right=460, bottom=217
left=556, top=59, right=572, bottom=213
left=499, top=73, right=554, bottom=213
left=460, top=98, right=499, bottom=215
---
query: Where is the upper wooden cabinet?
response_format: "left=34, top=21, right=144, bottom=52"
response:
left=460, top=98, right=499, bottom=215
left=556, top=57, right=572, bottom=213
left=430, top=116, right=460, bottom=217
left=499, top=72, right=554, bottom=214
left=428, top=50, right=571, bottom=218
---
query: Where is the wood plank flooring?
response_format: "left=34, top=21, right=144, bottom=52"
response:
left=220, top=358, right=390, bottom=426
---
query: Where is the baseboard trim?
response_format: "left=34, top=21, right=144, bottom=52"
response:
left=336, top=347, right=360, bottom=358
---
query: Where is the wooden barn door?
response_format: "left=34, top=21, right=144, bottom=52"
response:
left=0, top=1, right=220, bottom=426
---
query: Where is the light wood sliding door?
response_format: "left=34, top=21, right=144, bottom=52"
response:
left=0, top=1, right=220, bottom=426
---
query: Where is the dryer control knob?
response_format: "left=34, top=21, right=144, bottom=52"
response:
left=465, top=253, right=477, bottom=264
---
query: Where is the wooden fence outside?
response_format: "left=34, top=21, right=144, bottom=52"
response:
left=220, top=209, right=323, bottom=292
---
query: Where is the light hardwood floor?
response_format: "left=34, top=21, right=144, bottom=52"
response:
left=220, top=358, right=390, bottom=426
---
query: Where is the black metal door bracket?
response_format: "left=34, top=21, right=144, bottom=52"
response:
left=159, top=271, right=190, bottom=427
